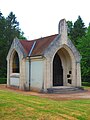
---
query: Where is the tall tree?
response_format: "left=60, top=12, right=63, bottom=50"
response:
left=5, top=12, right=20, bottom=47
left=67, top=21, right=73, bottom=37
left=70, top=16, right=86, bottom=45
left=67, top=16, right=89, bottom=82
left=77, top=26, right=90, bottom=82
left=0, top=11, right=6, bottom=39
left=0, top=11, right=26, bottom=77
left=0, top=11, right=7, bottom=77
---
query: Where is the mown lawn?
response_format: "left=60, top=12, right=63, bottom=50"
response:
left=0, top=90, right=90, bottom=120
left=82, top=82, right=90, bottom=90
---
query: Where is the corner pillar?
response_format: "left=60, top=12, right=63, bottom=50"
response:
left=7, top=59, right=10, bottom=86
left=19, top=59, right=26, bottom=90
left=76, top=62, right=81, bottom=86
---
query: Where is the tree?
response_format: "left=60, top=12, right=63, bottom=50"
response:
left=67, top=16, right=89, bottom=82
left=0, top=11, right=7, bottom=77
left=77, top=26, right=90, bottom=82
left=0, top=11, right=26, bottom=77
left=67, top=21, right=73, bottom=37
left=0, top=11, right=6, bottom=39
left=70, top=16, right=86, bottom=45
left=5, top=12, right=26, bottom=46
left=5, top=12, right=20, bottom=47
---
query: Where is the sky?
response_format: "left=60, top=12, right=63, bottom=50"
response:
left=0, top=0, right=90, bottom=40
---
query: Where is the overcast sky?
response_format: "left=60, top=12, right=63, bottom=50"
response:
left=0, top=0, right=90, bottom=39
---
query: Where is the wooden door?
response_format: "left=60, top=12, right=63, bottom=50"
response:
left=53, top=53, right=63, bottom=86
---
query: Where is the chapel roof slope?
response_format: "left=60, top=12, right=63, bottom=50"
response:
left=20, top=34, right=58, bottom=56
left=20, top=40, right=34, bottom=55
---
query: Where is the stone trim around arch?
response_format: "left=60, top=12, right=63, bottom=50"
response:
left=7, top=38, right=27, bottom=89
left=9, top=49, right=20, bottom=75
left=12, top=51, right=19, bottom=73
left=51, top=46, right=76, bottom=87
left=43, top=43, right=81, bottom=90
left=44, top=35, right=81, bottom=63
left=7, top=38, right=26, bottom=61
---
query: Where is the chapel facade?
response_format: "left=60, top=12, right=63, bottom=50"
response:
left=7, top=19, right=81, bottom=92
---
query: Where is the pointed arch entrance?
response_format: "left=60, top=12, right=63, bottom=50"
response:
left=53, top=53, right=63, bottom=86
left=52, top=46, right=74, bottom=87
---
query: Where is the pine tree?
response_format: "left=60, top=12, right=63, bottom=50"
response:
left=0, top=11, right=26, bottom=77
left=70, top=16, right=86, bottom=45
left=67, top=21, right=73, bottom=37
left=77, top=26, right=90, bottom=82
left=5, top=12, right=20, bottom=47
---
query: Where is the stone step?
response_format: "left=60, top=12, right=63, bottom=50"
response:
left=47, top=87, right=85, bottom=94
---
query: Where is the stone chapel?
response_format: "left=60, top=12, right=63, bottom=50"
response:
left=7, top=19, right=81, bottom=92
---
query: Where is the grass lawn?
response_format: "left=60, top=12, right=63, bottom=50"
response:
left=82, top=82, right=90, bottom=90
left=0, top=89, right=90, bottom=120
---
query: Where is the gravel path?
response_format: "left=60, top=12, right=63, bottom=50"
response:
left=0, top=84, right=90, bottom=101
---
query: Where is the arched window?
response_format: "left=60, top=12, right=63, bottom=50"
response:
left=12, top=51, right=19, bottom=73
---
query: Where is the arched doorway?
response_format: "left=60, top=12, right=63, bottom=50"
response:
left=53, top=53, right=63, bottom=86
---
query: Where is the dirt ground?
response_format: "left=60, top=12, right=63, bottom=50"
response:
left=0, top=84, right=90, bottom=101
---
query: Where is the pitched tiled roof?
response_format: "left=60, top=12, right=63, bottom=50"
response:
left=20, top=34, right=58, bottom=56
left=20, top=40, right=34, bottom=55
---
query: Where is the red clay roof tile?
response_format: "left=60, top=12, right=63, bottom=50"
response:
left=20, top=40, right=34, bottom=54
left=20, top=34, right=58, bottom=56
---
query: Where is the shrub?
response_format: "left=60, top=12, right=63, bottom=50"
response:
left=82, top=82, right=90, bottom=87
left=0, top=78, right=7, bottom=84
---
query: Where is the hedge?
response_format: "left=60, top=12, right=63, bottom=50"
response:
left=0, top=78, right=7, bottom=84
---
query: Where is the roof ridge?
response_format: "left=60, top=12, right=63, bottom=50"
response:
left=34, top=34, right=58, bottom=40
left=19, top=34, right=58, bottom=56
left=20, top=34, right=58, bottom=42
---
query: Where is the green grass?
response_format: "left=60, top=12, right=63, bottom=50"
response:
left=82, top=82, right=90, bottom=87
left=82, top=82, right=90, bottom=89
left=0, top=90, right=90, bottom=120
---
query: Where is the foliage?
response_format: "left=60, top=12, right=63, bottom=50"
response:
left=67, top=16, right=90, bottom=82
left=67, top=20, right=73, bottom=37
left=0, top=78, right=7, bottom=84
left=82, top=82, right=90, bottom=87
left=68, top=16, right=86, bottom=45
left=77, top=26, right=90, bottom=82
left=5, top=12, right=20, bottom=46
left=0, top=89, right=90, bottom=120
left=0, top=11, right=26, bottom=77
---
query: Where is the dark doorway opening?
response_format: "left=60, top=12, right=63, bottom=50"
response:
left=53, top=53, right=63, bottom=86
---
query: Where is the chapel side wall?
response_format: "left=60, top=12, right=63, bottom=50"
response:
left=30, top=59, right=44, bottom=92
